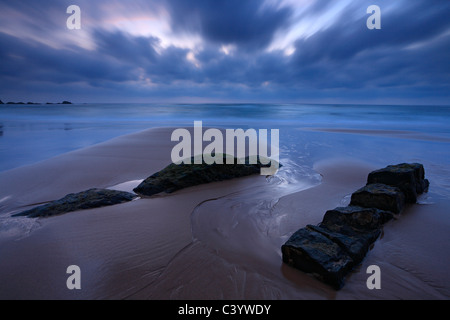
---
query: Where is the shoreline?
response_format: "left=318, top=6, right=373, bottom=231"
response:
left=0, top=127, right=449, bottom=299
left=299, top=127, right=450, bottom=143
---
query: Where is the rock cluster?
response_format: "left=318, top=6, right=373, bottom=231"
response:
left=0, top=100, right=73, bottom=105
left=13, top=155, right=277, bottom=218
left=281, top=163, right=429, bottom=289
left=13, top=188, right=137, bottom=218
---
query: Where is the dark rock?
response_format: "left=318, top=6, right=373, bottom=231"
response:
left=12, top=188, right=137, bottom=218
left=61, top=101, right=72, bottom=104
left=321, top=205, right=393, bottom=232
left=282, top=227, right=354, bottom=289
left=282, top=163, right=429, bottom=290
left=350, top=183, right=405, bottom=214
left=281, top=207, right=388, bottom=289
left=307, top=224, right=380, bottom=265
left=133, top=155, right=277, bottom=197
left=315, top=205, right=390, bottom=266
left=367, top=163, right=429, bottom=203
left=0, top=100, right=3, bottom=104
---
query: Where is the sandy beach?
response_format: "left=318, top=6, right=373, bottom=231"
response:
left=0, top=127, right=449, bottom=300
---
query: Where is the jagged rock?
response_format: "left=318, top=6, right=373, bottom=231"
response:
left=367, top=163, right=429, bottom=203
left=12, top=188, right=136, bottom=218
left=133, top=155, right=277, bottom=197
left=350, top=183, right=405, bottom=214
left=281, top=227, right=354, bottom=290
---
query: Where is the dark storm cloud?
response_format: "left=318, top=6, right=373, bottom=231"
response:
left=0, top=31, right=133, bottom=84
left=164, top=0, right=293, bottom=50
left=94, top=30, right=160, bottom=66
left=293, top=0, right=450, bottom=64
left=288, top=0, right=450, bottom=90
left=0, top=0, right=449, bottom=103
left=93, top=29, right=202, bottom=84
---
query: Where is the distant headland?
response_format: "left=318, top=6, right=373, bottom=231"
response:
left=0, top=100, right=72, bottom=105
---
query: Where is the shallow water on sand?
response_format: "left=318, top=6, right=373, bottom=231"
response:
left=1, top=103, right=450, bottom=241
left=1, top=103, right=449, bottom=172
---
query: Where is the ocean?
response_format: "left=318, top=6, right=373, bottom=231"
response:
left=1, top=103, right=450, bottom=196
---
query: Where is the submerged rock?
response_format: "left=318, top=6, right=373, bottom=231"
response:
left=367, top=163, right=429, bottom=203
left=133, top=155, right=278, bottom=197
left=13, top=188, right=137, bottom=218
left=350, top=183, right=405, bottom=214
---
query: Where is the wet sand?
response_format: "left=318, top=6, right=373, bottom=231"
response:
left=0, top=127, right=448, bottom=299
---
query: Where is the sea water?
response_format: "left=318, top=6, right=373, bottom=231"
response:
left=1, top=103, right=450, bottom=181
left=1, top=103, right=450, bottom=219
left=1, top=103, right=450, bottom=171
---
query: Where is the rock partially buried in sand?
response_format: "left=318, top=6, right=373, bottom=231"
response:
left=282, top=207, right=387, bottom=289
left=282, top=163, right=429, bottom=290
left=12, top=188, right=137, bottom=218
left=133, top=155, right=278, bottom=197
left=281, top=227, right=354, bottom=290
left=321, top=206, right=393, bottom=232
left=350, top=183, right=405, bottom=214
left=307, top=224, right=380, bottom=266
left=367, top=163, right=429, bottom=203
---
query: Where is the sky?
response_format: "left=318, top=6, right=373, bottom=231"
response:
left=0, top=0, right=449, bottom=104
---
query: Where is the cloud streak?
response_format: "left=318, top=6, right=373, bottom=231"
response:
left=0, top=0, right=449, bottom=104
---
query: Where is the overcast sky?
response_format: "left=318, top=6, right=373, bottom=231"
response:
left=0, top=0, right=449, bottom=104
